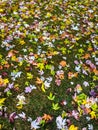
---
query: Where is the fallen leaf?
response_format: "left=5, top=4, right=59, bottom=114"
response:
left=69, top=125, right=78, bottom=130
left=0, top=98, right=6, bottom=106
left=60, top=61, right=67, bottom=67
left=82, top=53, right=90, bottom=59
left=0, top=65, right=3, bottom=70
left=36, top=77, right=43, bottom=84
left=41, top=83, right=46, bottom=92
left=42, top=114, right=52, bottom=121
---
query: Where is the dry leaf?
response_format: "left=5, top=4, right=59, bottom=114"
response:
left=42, top=114, right=52, bottom=121
left=60, top=61, right=66, bottom=67
left=0, top=65, right=3, bottom=70
left=4, top=63, right=10, bottom=68
left=0, top=78, right=4, bottom=86
left=93, top=69, right=98, bottom=75
left=82, top=53, right=90, bottom=59
left=8, top=51, right=14, bottom=57
left=36, top=77, right=43, bottom=84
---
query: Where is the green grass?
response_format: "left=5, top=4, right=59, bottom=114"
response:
left=0, top=0, right=98, bottom=130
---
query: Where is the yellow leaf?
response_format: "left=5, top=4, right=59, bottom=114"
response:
left=90, top=111, right=96, bottom=119
left=37, top=63, right=44, bottom=71
left=66, top=19, right=72, bottom=25
left=82, top=100, right=87, bottom=105
left=0, top=98, right=6, bottom=106
left=19, top=40, right=25, bottom=45
left=0, top=124, right=2, bottom=129
left=41, top=83, right=46, bottom=92
left=69, top=125, right=78, bottom=130
left=27, top=73, right=33, bottom=79
left=18, top=62, right=23, bottom=66
left=46, top=12, right=52, bottom=17
left=16, top=104, right=23, bottom=109
left=0, top=9, right=3, bottom=13
left=3, top=79, right=9, bottom=84
left=11, top=56, right=17, bottom=61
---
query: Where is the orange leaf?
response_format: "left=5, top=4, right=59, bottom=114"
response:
left=49, top=35, right=56, bottom=40
left=4, top=63, right=10, bottom=68
left=74, top=72, right=78, bottom=77
left=42, top=114, right=52, bottom=121
left=39, top=36, right=44, bottom=42
left=51, top=16, right=57, bottom=21
left=68, top=72, right=73, bottom=79
left=34, top=54, right=38, bottom=58
left=0, top=78, right=4, bottom=86
left=36, top=77, right=43, bottom=84
left=8, top=51, right=14, bottom=57
left=61, top=32, right=67, bottom=39
left=82, top=53, right=90, bottom=59
left=60, top=61, right=66, bottom=67
left=84, top=108, right=91, bottom=114
left=59, top=74, right=64, bottom=79
left=88, top=47, right=93, bottom=51
left=0, top=65, right=3, bottom=70
left=93, top=69, right=98, bottom=75
left=68, top=72, right=78, bottom=79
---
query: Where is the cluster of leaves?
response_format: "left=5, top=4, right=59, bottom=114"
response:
left=0, top=0, right=98, bottom=130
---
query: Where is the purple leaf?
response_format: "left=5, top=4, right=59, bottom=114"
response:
left=9, top=112, right=17, bottom=123
left=8, top=83, right=14, bottom=89
left=2, top=72, right=8, bottom=77
left=74, top=60, right=79, bottom=65
left=89, top=90, right=96, bottom=97
left=55, top=79, right=61, bottom=86
left=25, top=87, right=32, bottom=93
left=4, top=88, right=10, bottom=93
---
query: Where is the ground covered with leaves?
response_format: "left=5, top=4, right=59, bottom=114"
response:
left=0, top=0, right=98, bottom=130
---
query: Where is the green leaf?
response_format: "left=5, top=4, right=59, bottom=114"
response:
left=7, top=90, right=12, bottom=97
left=52, top=103, right=60, bottom=110
left=62, top=111, right=67, bottom=118
left=25, top=81, right=29, bottom=86
left=51, top=70, right=55, bottom=76
left=78, top=48, right=84, bottom=54
left=37, top=58, right=43, bottom=62
left=47, top=92, right=55, bottom=101
left=91, top=103, right=98, bottom=112
left=93, top=75, right=98, bottom=81
left=40, top=119, right=45, bottom=126
left=45, top=64, right=52, bottom=70
left=77, top=93, right=87, bottom=100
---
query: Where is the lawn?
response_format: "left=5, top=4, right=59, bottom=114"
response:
left=0, top=0, right=98, bottom=130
